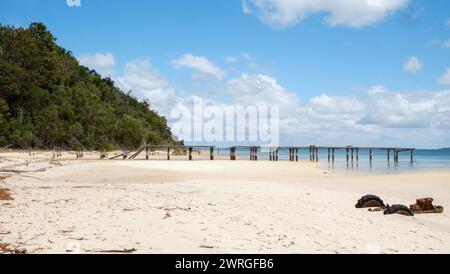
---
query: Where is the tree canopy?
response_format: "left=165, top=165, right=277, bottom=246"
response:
left=0, top=23, right=179, bottom=150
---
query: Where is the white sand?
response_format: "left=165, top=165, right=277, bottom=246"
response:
left=1, top=151, right=450, bottom=254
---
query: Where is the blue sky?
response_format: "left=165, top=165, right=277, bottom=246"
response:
left=1, top=0, right=450, bottom=147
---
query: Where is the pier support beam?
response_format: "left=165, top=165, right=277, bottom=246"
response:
left=167, top=147, right=171, bottom=161
left=210, top=147, right=215, bottom=161
left=250, top=147, right=258, bottom=161
left=332, top=148, right=335, bottom=163
left=146, top=146, right=149, bottom=160
left=230, top=147, right=236, bottom=161
left=369, top=149, right=373, bottom=164
left=189, top=147, right=193, bottom=161
left=394, top=148, right=398, bottom=165
left=387, top=149, right=391, bottom=163
left=289, top=148, right=296, bottom=162
left=410, top=149, right=414, bottom=164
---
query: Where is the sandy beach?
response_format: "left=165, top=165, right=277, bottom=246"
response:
left=1, top=151, right=450, bottom=254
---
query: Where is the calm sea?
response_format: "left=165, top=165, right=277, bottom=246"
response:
left=210, top=147, right=450, bottom=174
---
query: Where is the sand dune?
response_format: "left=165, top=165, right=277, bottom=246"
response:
left=1, top=151, right=450, bottom=254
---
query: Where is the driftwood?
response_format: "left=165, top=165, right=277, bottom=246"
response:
left=129, top=147, right=145, bottom=159
left=0, top=168, right=46, bottom=173
left=158, top=206, right=192, bottom=219
left=83, top=248, right=137, bottom=253
left=109, top=154, right=124, bottom=160
left=18, top=175, right=47, bottom=182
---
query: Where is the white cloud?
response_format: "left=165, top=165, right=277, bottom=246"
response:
left=446, top=18, right=450, bottom=27
left=224, top=53, right=252, bottom=63
left=112, top=55, right=450, bottom=148
left=224, top=56, right=239, bottom=63
left=310, top=94, right=364, bottom=115
left=403, top=56, right=422, bottom=74
left=172, top=54, right=225, bottom=80
left=443, top=40, right=450, bottom=48
left=242, top=0, right=408, bottom=28
left=226, top=74, right=301, bottom=116
left=78, top=52, right=116, bottom=76
left=426, top=39, right=450, bottom=48
left=223, top=74, right=450, bottom=146
left=438, top=69, right=450, bottom=86
left=117, top=60, right=178, bottom=116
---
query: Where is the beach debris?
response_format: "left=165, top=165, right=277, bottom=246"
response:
left=0, top=168, right=46, bottom=173
left=410, top=198, right=444, bottom=214
left=123, top=207, right=141, bottom=212
left=383, top=204, right=414, bottom=216
left=83, top=248, right=137, bottom=254
left=158, top=206, right=192, bottom=219
left=49, top=153, right=63, bottom=166
left=355, top=195, right=386, bottom=208
left=0, top=187, right=13, bottom=200
left=0, top=243, right=27, bottom=254
left=199, top=245, right=215, bottom=249
left=18, top=175, right=47, bottom=182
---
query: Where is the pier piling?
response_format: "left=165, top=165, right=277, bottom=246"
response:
left=210, top=147, right=215, bottom=161
left=230, top=147, right=236, bottom=161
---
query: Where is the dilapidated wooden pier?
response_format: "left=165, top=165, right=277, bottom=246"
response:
left=65, top=144, right=415, bottom=165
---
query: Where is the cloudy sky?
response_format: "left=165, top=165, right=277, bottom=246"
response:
left=1, top=0, right=450, bottom=148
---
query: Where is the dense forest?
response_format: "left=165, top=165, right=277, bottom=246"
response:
left=0, top=23, right=179, bottom=150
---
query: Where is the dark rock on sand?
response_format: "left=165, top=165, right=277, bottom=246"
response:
left=384, top=204, right=414, bottom=216
left=355, top=195, right=386, bottom=208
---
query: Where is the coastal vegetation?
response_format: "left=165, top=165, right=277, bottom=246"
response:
left=0, top=23, right=179, bottom=150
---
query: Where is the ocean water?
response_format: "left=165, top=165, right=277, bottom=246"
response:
left=210, top=147, right=450, bottom=174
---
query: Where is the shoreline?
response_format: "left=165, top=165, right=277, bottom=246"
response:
left=1, top=152, right=450, bottom=254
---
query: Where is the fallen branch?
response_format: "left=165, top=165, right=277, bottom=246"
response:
left=0, top=168, right=46, bottom=173
left=109, top=154, right=124, bottom=160
left=157, top=206, right=192, bottom=219
left=83, top=248, right=137, bottom=254
left=18, top=175, right=48, bottom=182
